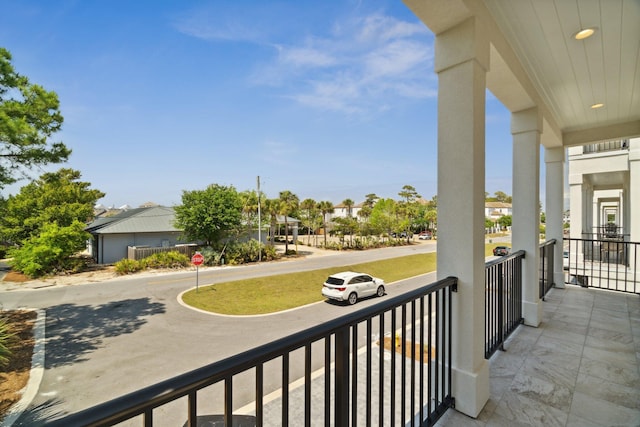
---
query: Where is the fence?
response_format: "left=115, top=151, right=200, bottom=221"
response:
left=484, top=251, right=525, bottom=359
left=539, top=239, right=556, bottom=299
left=564, top=237, right=639, bottom=294
left=127, top=244, right=197, bottom=261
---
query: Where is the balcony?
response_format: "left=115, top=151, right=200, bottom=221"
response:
left=46, top=240, right=640, bottom=426
left=439, top=284, right=640, bottom=426
left=582, top=140, right=630, bottom=155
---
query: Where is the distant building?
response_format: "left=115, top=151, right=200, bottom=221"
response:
left=331, top=202, right=364, bottom=220
left=485, top=202, right=512, bottom=221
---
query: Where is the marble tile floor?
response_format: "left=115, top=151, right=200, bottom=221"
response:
left=437, top=285, right=640, bottom=427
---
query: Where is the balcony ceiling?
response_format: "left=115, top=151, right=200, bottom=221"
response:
left=404, top=0, right=640, bottom=148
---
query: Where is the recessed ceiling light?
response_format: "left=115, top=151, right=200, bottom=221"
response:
left=575, top=28, right=595, bottom=40
left=591, top=103, right=604, bottom=109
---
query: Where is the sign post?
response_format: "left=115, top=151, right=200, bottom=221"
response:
left=191, top=252, right=204, bottom=292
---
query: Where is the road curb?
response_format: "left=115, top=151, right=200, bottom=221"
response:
left=1, top=309, right=46, bottom=427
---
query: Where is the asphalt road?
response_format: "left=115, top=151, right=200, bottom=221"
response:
left=1, top=242, right=441, bottom=426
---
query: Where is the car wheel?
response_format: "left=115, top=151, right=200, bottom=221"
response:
left=348, top=292, right=358, bottom=305
left=376, top=286, right=385, bottom=297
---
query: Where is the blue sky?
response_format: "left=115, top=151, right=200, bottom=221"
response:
left=1, top=0, right=515, bottom=208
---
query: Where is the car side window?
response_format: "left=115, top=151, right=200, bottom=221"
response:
left=360, top=275, right=372, bottom=282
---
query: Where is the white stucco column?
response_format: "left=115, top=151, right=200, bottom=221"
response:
left=568, top=174, right=584, bottom=239
left=511, top=107, right=542, bottom=326
left=545, top=147, right=565, bottom=288
left=628, top=138, right=640, bottom=287
left=434, top=17, right=489, bottom=418
left=629, top=138, right=640, bottom=244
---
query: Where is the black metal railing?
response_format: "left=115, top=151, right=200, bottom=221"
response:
left=539, top=239, right=556, bottom=299
left=582, top=139, right=629, bottom=154
left=564, top=237, right=639, bottom=294
left=484, top=251, right=525, bottom=359
left=48, top=277, right=458, bottom=427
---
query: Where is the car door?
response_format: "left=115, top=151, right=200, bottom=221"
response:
left=358, top=275, right=376, bottom=297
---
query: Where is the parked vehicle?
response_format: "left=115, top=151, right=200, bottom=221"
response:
left=418, top=231, right=432, bottom=240
left=492, top=246, right=510, bottom=256
left=390, top=231, right=408, bottom=238
left=563, top=250, right=569, bottom=270
left=321, top=271, right=385, bottom=305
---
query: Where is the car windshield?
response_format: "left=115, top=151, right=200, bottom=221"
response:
left=325, top=276, right=345, bottom=286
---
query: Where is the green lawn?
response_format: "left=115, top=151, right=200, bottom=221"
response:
left=181, top=242, right=510, bottom=315
left=182, top=253, right=437, bottom=315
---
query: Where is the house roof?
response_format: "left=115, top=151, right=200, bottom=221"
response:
left=485, top=202, right=512, bottom=209
left=275, top=215, right=300, bottom=224
left=86, top=206, right=180, bottom=234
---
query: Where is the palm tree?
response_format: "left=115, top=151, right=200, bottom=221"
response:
left=318, top=200, right=334, bottom=248
left=341, top=198, right=356, bottom=245
left=279, top=190, right=299, bottom=254
left=342, top=198, right=355, bottom=217
left=263, top=198, right=281, bottom=246
left=398, top=185, right=421, bottom=242
left=300, top=198, right=318, bottom=245
left=238, top=190, right=259, bottom=236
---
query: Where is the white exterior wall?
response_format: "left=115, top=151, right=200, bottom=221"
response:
left=568, top=138, right=639, bottom=240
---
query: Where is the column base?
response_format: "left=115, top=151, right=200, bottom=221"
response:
left=523, top=299, right=543, bottom=327
left=451, top=360, right=490, bottom=418
left=553, top=270, right=566, bottom=289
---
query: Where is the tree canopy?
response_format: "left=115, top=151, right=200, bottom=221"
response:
left=0, top=168, right=104, bottom=243
left=0, top=48, right=71, bottom=189
left=1, top=168, right=104, bottom=277
left=174, top=184, right=243, bottom=246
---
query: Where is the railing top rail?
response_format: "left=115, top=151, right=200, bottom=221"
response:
left=50, top=275, right=458, bottom=426
left=539, top=239, right=556, bottom=248
left=566, top=236, right=639, bottom=245
left=484, top=249, right=525, bottom=268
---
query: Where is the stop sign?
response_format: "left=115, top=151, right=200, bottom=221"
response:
left=191, top=252, right=204, bottom=266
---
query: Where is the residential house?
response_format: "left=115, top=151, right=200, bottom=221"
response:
left=484, top=201, right=512, bottom=221
left=85, top=206, right=190, bottom=264
left=330, top=201, right=363, bottom=220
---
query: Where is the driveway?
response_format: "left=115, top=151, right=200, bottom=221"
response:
left=2, top=243, right=438, bottom=426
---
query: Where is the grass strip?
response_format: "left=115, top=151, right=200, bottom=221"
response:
left=182, top=242, right=507, bottom=315
left=182, top=253, right=437, bottom=315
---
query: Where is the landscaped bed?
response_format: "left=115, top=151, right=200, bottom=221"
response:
left=0, top=310, right=36, bottom=422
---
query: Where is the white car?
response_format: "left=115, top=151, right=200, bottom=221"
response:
left=322, top=271, right=385, bottom=305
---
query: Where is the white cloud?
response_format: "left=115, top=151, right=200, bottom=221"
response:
left=275, top=14, right=435, bottom=115
left=279, top=47, right=336, bottom=67
left=177, top=6, right=436, bottom=116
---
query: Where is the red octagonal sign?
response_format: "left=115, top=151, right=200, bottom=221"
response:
left=191, top=252, right=204, bottom=266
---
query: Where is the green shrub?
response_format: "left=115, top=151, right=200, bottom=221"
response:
left=139, top=251, right=190, bottom=269
left=196, top=246, right=218, bottom=266
left=9, top=221, right=88, bottom=278
left=203, top=240, right=278, bottom=265
left=114, top=259, right=142, bottom=275
left=115, top=251, right=190, bottom=274
left=262, top=244, right=278, bottom=261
